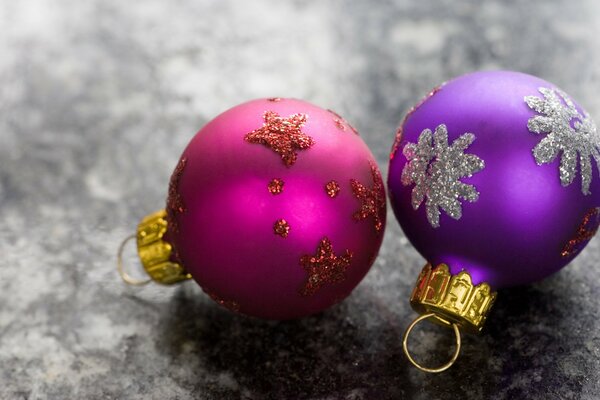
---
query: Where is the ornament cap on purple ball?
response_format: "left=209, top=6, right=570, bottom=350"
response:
left=389, top=71, right=600, bottom=372
left=119, top=98, right=386, bottom=320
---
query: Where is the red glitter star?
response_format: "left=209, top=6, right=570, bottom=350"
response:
left=390, top=85, right=442, bottom=160
left=299, top=237, right=353, bottom=296
left=244, top=111, right=315, bottom=167
left=166, top=157, right=187, bottom=232
left=389, top=125, right=404, bottom=161
left=561, top=207, right=600, bottom=258
left=350, top=162, right=386, bottom=233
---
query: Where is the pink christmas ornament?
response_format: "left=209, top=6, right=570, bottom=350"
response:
left=119, top=98, right=386, bottom=320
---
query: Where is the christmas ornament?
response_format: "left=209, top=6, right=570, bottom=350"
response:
left=388, top=71, right=600, bottom=372
left=118, top=98, right=386, bottom=320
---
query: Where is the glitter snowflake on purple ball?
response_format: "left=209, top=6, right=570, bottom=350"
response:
left=401, top=124, right=485, bottom=228
left=525, top=87, right=600, bottom=195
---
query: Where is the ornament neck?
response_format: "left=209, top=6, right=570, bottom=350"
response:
left=117, top=209, right=192, bottom=285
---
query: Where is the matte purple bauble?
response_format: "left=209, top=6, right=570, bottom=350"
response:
left=165, top=98, right=386, bottom=319
left=388, top=71, right=600, bottom=289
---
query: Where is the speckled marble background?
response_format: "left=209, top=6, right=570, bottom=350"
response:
left=1, top=1, right=600, bottom=399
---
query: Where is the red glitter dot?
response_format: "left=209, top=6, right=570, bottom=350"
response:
left=325, top=181, right=340, bottom=198
left=334, top=118, right=346, bottom=131
left=328, top=109, right=359, bottom=135
left=268, top=178, right=284, bottom=195
left=274, top=219, right=290, bottom=238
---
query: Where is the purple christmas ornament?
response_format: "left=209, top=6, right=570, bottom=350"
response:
left=388, top=71, right=600, bottom=372
left=121, top=98, right=386, bottom=320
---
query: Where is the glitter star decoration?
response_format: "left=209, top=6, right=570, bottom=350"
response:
left=390, top=85, right=443, bottom=161
left=299, top=237, right=353, bottom=296
left=401, top=124, right=485, bottom=228
left=390, top=125, right=404, bottom=161
left=166, top=157, right=187, bottom=232
left=244, top=110, right=315, bottom=167
left=167, top=157, right=187, bottom=214
left=350, top=162, right=386, bottom=233
left=525, top=87, right=600, bottom=195
left=561, top=207, right=600, bottom=258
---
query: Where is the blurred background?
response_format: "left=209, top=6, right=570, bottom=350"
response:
left=1, top=1, right=599, bottom=399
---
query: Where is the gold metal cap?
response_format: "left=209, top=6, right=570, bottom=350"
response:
left=410, top=263, right=496, bottom=334
left=135, top=209, right=191, bottom=285
left=117, top=209, right=191, bottom=286
left=402, top=263, right=497, bottom=373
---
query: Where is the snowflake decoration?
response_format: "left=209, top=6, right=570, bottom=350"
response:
left=525, top=87, right=599, bottom=195
left=401, top=124, right=485, bottom=228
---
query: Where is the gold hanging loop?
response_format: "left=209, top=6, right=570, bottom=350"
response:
left=402, top=312, right=462, bottom=373
left=117, top=234, right=152, bottom=286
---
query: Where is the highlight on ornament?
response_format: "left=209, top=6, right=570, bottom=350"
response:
left=388, top=70, right=600, bottom=373
left=118, top=98, right=387, bottom=320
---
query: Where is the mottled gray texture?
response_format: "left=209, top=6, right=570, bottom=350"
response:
left=1, top=1, right=600, bottom=399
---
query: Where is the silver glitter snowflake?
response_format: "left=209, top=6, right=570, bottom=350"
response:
left=401, top=124, right=485, bottom=228
left=525, top=87, right=599, bottom=195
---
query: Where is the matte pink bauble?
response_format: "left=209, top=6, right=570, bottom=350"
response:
left=130, top=98, right=386, bottom=320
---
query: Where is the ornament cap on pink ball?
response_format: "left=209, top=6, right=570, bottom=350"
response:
left=119, top=98, right=386, bottom=320
left=389, top=71, right=600, bottom=373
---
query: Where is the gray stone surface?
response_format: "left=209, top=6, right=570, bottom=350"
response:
left=1, top=0, right=600, bottom=399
